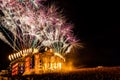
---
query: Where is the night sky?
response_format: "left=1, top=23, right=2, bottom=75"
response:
left=0, top=0, right=120, bottom=70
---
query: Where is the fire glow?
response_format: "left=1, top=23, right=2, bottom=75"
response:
left=8, top=48, right=74, bottom=75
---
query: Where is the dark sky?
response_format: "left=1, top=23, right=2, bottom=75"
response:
left=0, top=0, right=120, bottom=70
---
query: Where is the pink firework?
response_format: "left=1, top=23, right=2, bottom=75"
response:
left=0, top=0, right=80, bottom=54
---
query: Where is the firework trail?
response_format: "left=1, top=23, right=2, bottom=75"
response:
left=0, top=0, right=79, bottom=56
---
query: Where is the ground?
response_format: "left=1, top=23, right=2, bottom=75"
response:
left=11, top=66, right=120, bottom=80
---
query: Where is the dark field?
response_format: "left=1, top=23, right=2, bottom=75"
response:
left=13, top=66, right=120, bottom=80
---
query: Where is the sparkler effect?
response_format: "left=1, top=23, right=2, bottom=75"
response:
left=0, top=0, right=80, bottom=58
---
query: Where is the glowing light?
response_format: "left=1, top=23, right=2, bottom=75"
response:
left=57, top=63, right=62, bottom=69
left=13, top=53, right=16, bottom=59
left=33, top=48, right=39, bottom=53
left=50, top=49, right=53, bottom=52
left=19, top=51, right=21, bottom=54
left=8, top=55, right=11, bottom=61
left=53, top=63, right=57, bottom=69
left=45, top=47, right=48, bottom=52
left=29, top=48, right=32, bottom=53
left=18, top=52, right=21, bottom=57
left=11, top=54, right=14, bottom=60
left=24, top=57, right=31, bottom=74
left=35, top=53, right=40, bottom=74
left=44, top=63, right=48, bottom=70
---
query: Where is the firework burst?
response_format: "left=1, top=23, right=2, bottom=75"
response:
left=0, top=0, right=80, bottom=56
